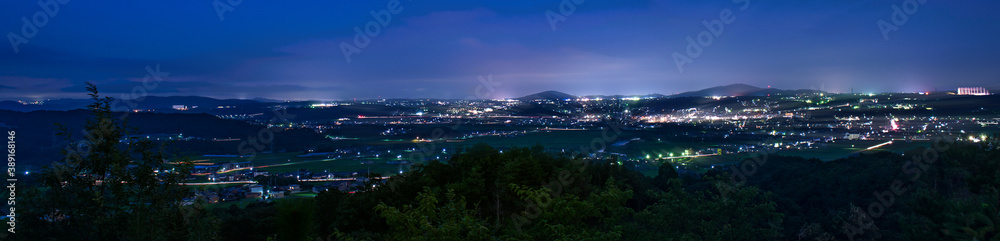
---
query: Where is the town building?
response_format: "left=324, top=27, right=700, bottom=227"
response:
left=957, top=87, right=990, bottom=96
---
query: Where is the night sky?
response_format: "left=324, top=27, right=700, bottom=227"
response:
left=1, top=0, right=999, bottom=100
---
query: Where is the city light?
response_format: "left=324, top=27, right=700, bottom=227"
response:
left=8, top=1, right=1000, bottom=239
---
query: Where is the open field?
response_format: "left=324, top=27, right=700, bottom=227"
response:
left=186, top=128, right=950, bottom=183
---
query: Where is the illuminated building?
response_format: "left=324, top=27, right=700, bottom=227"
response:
left=957, top=87, right=990, bottom=96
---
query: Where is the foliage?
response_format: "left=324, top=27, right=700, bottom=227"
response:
left=626, top=178, right=783, bottom=240
left=376, top=188, right=492, bottom=241
left=15, top=89, right=1000, bottom=241
left=901, top=142, right=1000, bottom=241
left=16, top=83, right=193, bottom=240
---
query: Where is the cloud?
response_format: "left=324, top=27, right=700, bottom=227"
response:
left=50, top=77, right=344, bottom=100
left=60, top=79, right=204, bottom=93
left=3, top=1, right=1000, bottom=100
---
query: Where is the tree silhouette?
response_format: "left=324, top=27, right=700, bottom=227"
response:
left=18, top=83, right=193, bottom=240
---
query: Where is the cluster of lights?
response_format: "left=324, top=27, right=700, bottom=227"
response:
left=969, top=134, right=989, bottom=143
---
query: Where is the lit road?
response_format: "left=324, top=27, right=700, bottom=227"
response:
left=658, top=153, right=720, bottom=160
left=865, top=140, right=894, bottom=150
left=180, top=181, right=256, bottom=185
left=182, top=176, right=388, bottom=185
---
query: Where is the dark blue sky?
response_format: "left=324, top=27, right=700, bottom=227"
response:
left=2, top=0, right=999, bottom=100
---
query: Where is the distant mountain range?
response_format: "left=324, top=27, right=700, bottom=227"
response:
left=517, top=91, right=670, bottom=101
left=515, top=84, right=826, bottom=100
left=2, top=84, right=955, bottom=112
left=0, top=96, right=271, bottom=112
left=671, top=83, right=764, bottom=97
left=671, top=83, right=826, bottom=97
left=517, top=91, right=576, bottom=101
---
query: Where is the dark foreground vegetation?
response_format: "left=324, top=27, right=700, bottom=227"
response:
left=11, top=86, right=1000, bottom=241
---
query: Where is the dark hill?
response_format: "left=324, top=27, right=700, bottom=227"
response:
left=518, top=91, right=576, bottom=101
left=0, top=110, right=325, bottom=167
left=673, top=84, right=828, bottom=97
left=673, top=84, right=764, bottom=97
